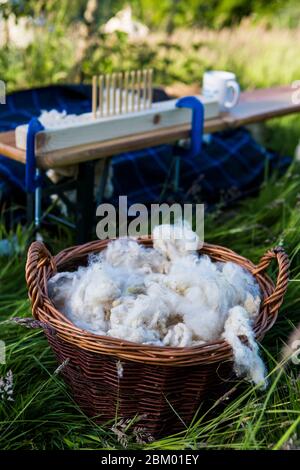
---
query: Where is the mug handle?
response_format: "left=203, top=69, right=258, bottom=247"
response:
left=224, top=80, right=240, bottom=109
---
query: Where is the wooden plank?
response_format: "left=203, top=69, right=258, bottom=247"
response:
left=223, top=86, right=300, bottom=127
left=36, top=123, right=195, bottom=168
left=15, top=96, right=220, bottom=154
left=37, top=116, right=225, bottom=168
left=0, top=116, right=224, bottom=169
left=0, top=131, right=26, bottom=164
left=168, top=84, right=300, bottom=123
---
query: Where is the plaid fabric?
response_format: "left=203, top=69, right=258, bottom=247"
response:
left=0, top=85, right=93, bottom=194
left=0, top=85, right=291, bottom=207
left=111, top=128, right=291, bottom=205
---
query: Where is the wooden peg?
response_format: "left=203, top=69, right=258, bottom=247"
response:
left=98, top=75, right=104, bottom=117
left=92, top=75, right=97, bottom=118
left=118, top=72, right=123, bottom=114
left=148, top=69, right=153, bottom=108
left=136, top=69, right=142, bottom=111
left=106, top=73, right=111, bottom=116
left=124, top=71, right=129, bottom=113
left=130, top=71, right=136, bottom=112
left=143, top=69, right=148, bottom=109
left=112, top=73, right=117, bottom=115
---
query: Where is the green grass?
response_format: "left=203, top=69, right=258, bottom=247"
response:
left=1, top=161, right=300, bottom=450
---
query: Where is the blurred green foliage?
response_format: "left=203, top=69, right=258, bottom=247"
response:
left=1, top=0, right=300, bottom=154
left=2, top=0, right=300, bottom=29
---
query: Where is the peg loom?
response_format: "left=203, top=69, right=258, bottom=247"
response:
left=15, top=69, right=219, bottom=157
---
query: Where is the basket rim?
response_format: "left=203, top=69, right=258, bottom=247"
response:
left=26, top=239, right=288, bottom=366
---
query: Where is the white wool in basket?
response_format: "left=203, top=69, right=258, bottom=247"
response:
left=163, top=323, right=194, bottom=347
left=222, top=306, right=267, bottom=388
left=102, top=237, right=166, bottom=273
left=152, top=221, right=199, bottom=258
left=48, top=222, right=265, bottom=386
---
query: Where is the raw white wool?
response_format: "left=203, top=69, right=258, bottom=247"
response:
left=244, top=293, right=261, bottom=318
left=152, top=220, right=199, bottom=259
left=116, top=360, right=124, bottom=379
left=107, top=325, right=163, bottom=345
left=163, top=323, right=193, bottom=347
left=101, top=237, right=166, bottom=273
left=48, top=222, right=265, bottom=385
left=222, top=306, right=267, bottom=389
left=38, top=109, right=90, bottom=129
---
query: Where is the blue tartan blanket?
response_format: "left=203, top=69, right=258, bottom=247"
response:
left=111, top=129, right=290, bottom=205
left=0, top=84, right=291, bottom=206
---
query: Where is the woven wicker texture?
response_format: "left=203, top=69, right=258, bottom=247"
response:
left=25, top=239, right=289, bottom=436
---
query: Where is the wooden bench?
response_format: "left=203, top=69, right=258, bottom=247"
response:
left=0, top=85, right=298, bottom=169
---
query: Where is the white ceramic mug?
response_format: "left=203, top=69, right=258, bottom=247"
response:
left=202, top=71, right=240, bottom=111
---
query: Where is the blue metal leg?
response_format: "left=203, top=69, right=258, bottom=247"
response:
left=173, top=96, right=204, bottom=192
left=25, top=118, right=44, bottom=234
left=34, top=169, right=42, bottom=228
left=173, top=155, right=181, bottom=193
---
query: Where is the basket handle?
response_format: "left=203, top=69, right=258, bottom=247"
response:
left=25, top=241, right=56, bottom=318
left=253, top=246, right=290, bottom=315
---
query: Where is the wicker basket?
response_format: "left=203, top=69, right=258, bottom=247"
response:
left=25, top=240, right=289, bottom=436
